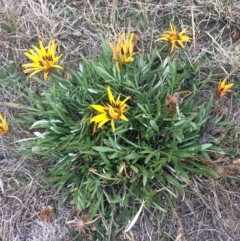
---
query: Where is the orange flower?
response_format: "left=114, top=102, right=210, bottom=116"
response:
left=0, top=113, right=9, bottom=135
left=109, top=33, right=138, bottom=72
left=215, top=79, right=234, bottom=97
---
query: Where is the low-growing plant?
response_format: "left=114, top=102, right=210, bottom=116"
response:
left=19, top=36, right=220, bottom=235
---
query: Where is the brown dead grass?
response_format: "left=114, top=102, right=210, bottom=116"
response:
left=0, top=0, right=240, bottom=240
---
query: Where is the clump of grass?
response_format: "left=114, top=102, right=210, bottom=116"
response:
left=17, top=29, right=222, bottom=237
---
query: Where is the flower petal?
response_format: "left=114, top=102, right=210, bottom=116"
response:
left=225, top=83, right=234, bottom=90
left=111, top=119, right=115, bottom=132
left=98, top=118, right=110, bottom=128
left=107, top=86, right=115, bottom=104
left=91, top=104, right=106, bottom=112
left=90, top=113, right=109, bottom=124
left=120, top=114, right=128, bottom=122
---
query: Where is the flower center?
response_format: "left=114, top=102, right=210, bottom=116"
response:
left=108, top=106, right=121, bottom=120
left=39, top=60, right=54, bottom=69
left=169, top=33, right=178, bottom=42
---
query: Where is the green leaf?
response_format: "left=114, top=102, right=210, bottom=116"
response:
left=174, top=119, right=187, bottom=127
left=135, top=164, right=148, bottom=176
left=124, top=153, right=144, bottom=161
left=144, top=151, right=157, bottom=164
left=92, top=65, right=115, bottom=81
left=92, top=146, right=116, bottom=152
left=174, top=162, right=190, bottom=182
left=163, top=173, right=185, bottom=196
left=150, top=120, right=159, bottom=132
left=30, top=120, right=49, bottom=129
left=99, top=152, right=110, bottom=165
left=89, top=192, right=103, bottom=219
left=200, top=143, right=213, bottom=151
left=143, top=175, right=148, bottom=187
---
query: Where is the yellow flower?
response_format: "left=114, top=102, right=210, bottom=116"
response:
left=109, top=33, right=137, bottom=72
left=90, top=87, right=130, bottom=133
left=22, top=40, right=63, bottom=80
left=215, top=79, right=234, bottom=97
left=0, top=113, right=9, bottom=135
left=156, top=22, right=191, bottom=52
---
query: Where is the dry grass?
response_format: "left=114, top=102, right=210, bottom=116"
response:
left=0, top=0, right=240, bottom=240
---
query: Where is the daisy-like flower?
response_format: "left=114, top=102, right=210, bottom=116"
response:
left=22, top=40, right=63, bottom=80
left=109, top=33, right=137, bottom=72
left=0, top=113, right=9, bottom=135
left=90, top=87, right=130, bottom=133
left=215, top=78, right=234, bottom=97
left=156, top=22, right=191, bottom=52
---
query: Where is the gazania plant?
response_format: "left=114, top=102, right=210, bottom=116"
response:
left=90, top=86, right=130, bottom=133
left=109, top=32, right=139, bottom=72
left=156, top=22, right=191, bottom=52
left=20, top=35, right=220, bottom=237
left=0, top=113, right=9, bottom=135
left=22, top=40, right=63, bottom=80
left=215, top=78, right=234, bottom=97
